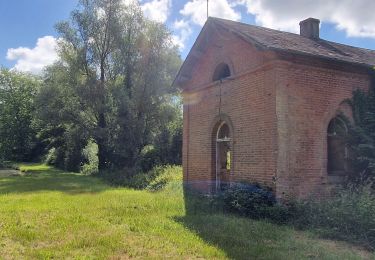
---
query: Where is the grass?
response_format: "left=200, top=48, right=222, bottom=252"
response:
left=0, top=164, right=373, bottom=259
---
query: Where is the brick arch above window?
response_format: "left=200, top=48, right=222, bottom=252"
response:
left=210, top=114, right=234, bottom=139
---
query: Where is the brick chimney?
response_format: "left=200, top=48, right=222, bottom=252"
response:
left=299, top=18, right=320, bottom=39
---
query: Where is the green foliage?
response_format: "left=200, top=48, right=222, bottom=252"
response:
left=346, top=71, right=375, bottom=185
left=0, top=69, right=41, bottom=161
left=81, top=139, right=99, bottom=175
left=137, top=145, right=160, bottom=172
left=153, top=102, right=183, bottom=166
left=221, top=183, right=277, bottom=218
left=39, top=125, right=87, bottom=172
left=187, top=182, right=375, bottom=249
left=44, top=148, right=57, bottom=165
left=290, top=186, right=375, bottom=249
left=34, top=0, right=182, bottom=172
left=146, top=165, right=182, bottom=191
left=96, top=163, right=375, bottom=253
left=0, top=1, right=182, bottom=173
left=97, top=165, right=182, bottom=191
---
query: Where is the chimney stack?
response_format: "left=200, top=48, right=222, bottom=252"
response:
left=299, top=18, right=320, bottom=39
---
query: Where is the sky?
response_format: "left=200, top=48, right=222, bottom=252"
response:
left=1, top=0, right=375, bottom=74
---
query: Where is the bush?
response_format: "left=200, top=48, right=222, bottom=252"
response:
left=97, top=165, right=182, bottom=191
left=146, top=165, right=182, bottom=191
left=221, top=183, right=277, bottom=219
left=291, top=185, right=375, bottom=249
left=44, top=148, right=57, bottom=165
left=81, top=140, right=98, bottom=175
left=206, top=182, right=375, bottom=249
left=137, top=145, right=160, bottom=172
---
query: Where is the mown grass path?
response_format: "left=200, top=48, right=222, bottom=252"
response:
left=0, top=165, right=372, bottom=259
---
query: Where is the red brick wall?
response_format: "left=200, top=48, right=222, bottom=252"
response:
left=274, top=61, right=370, bottom=199
left=183, top=28, right=279, bottom=193
left=182, top=29, right=371, bottom=199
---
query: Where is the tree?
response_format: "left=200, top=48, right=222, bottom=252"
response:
left=0, top=69, right=41, bottom=161
left=36, top=0, right=182, bottom=171
left=109, top=19, right=182, bottom=168
left=55, top=0, right=124, bottom=170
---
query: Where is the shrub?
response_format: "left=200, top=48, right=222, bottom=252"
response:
left=211, top=181, right=375, bottom=249
left=137, top=145, right=160, bottom=172
left=146, top=165, right=182, bottom=191
left=221, top=183, right=277, bottom=219
left=291, top=185, right=375, bottom=249
left=44, top=148, right=57, bottom=165
left=81, top=140, right=99, bottom=175
left=97, top=165, right=182, bottom=191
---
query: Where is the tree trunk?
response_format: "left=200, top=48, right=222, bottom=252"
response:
left=97, top=62, right=107, bottom=171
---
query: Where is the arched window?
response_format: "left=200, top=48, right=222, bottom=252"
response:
left=214, top=122, right=232, bottom=191
left=327, top=116, right=348, bottom=175
left=217, top=123, right=230, bottom=140
left=216, top=123, right=231, bottom=171
left=212, top=63, right=231, bottom=82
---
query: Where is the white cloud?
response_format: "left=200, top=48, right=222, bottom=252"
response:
left=171, top=19, right=192, bottom=49
left=174, top=0, right=241, bottom=51
left=181, top=0, right=241, bottom=26
left=6, top=36, right=58, bottom=74
left=238, top=0, right=375, bottom=38
left=141, top=0, right=172, bottom=23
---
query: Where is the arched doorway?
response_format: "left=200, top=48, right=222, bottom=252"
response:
left=215, top=122, right=232, bottom=191
left=327, top=116, right=348, bottom=176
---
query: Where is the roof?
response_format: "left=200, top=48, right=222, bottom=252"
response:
left=174, top=17, right=375, bottom=88
left=214, top=17, right=375, bottom=67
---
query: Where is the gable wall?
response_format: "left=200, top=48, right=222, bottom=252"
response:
left=183, top=28, right=279, bottom=192
left=186, top=27, right=276, bottom=91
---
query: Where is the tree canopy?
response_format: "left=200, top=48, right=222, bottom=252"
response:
left=0, top=0, right=182, bottom=173
left=0, top=69, right=41, bottom=162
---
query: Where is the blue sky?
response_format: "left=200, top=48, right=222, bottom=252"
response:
left=1, top=0, right=375, bottom=74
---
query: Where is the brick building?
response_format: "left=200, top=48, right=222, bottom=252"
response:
left=173, top=17, right=375, bottom=199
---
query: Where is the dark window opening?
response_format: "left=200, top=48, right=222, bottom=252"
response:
left=327, top=117, right=348, bottom=175
left=213, top=63, right=231, bottom=82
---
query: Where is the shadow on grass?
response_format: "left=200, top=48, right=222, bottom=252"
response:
left=0, top=168, right=108, bottom=195
left=173, top=214, right=294, bottom=260
left=176, top=186, right=374, bottom=259
left=175, top=187, right=294, bottom=259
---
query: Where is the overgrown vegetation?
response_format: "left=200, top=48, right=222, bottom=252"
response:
left=292, top=185, right=375, bottom=249
left=346, top=71, right=375, bottom=185
left=96, top=165, right=182, bottom=191
left=194, top=182, right=375, bottom=250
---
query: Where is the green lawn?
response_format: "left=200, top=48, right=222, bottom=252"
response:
left=0, top=165, right=372, bottom=259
